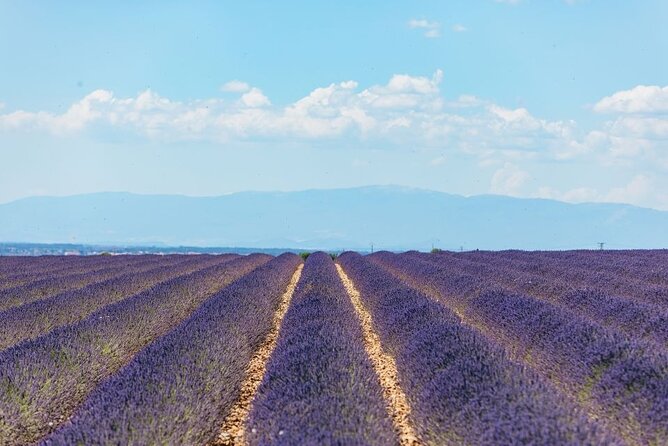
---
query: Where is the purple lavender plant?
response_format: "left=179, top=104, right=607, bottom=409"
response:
left=0, top=254, right=230, bottom=352
left=0, top=254, right=173, bottom=312
left=246, top=252, right=396, bottom=446
left=43, top=253, right=301, bottom=446
left=0, top=254, right=269, bottom=445
left=466, top=288, right=668, bottom=444
left=337, top=252, right=607, bottom=445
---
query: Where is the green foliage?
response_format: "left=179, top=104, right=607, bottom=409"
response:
left=299, top=252, right=311, bottom=261
left=430, top=248, right=443, bottom=254
left=329, top=253, right=338, bottom=260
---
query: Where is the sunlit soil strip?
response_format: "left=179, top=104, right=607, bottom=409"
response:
left=336, top=264, right=420, bottom=446
left=215, top=264, right=303, bottom=446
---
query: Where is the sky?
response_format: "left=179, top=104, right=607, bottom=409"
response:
left=1, top=0, right=667, bottom=209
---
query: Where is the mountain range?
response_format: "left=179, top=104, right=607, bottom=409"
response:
left=1, top=186, right=667, bottom=251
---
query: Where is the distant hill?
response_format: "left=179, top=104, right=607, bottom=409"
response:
left=0, top=242, right=298, bottom=256
left=1, top=186, right=667, bottom=250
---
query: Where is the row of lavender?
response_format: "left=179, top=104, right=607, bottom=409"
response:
left=3, top=249, right=665, bottom=445
left=43, top=252, right=398, bottom=445
left=0, top=255, right=106, bottom=278
left=0, top=254, right=177, bottom=309
left=459, top=249, right=668, bottom=307
left=374, top=251, right=668, bottom=444
left=0, top=254, right=152, bottom=291
left=45, top=252, right=618, bottom=445
left=0, top=254, right=268, bottom=444
left=0, top=254, right=231, bottom=353
left=428, top=250, right=668, bottom=349
left=44, top=253, right=302, bottom=445
left=487, top=249, right=668, bottom=287
left=469, top=249, right=668, bottom=282
left=339, top=252, right=607, bottom=445
left=245, top=252, right=395, bottom=445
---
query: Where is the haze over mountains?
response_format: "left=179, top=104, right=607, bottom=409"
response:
left=1, top=186, right=667, bottom=251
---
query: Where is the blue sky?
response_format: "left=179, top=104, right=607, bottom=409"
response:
left=1, top=0, right=667, bottom=209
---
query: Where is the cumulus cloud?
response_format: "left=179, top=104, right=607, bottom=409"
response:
left=0, top=70, right=584, bottom=163
left=594, top=85, right=668, bottom=114
left=577, top=86, right=668, bottom=174
left=536, top=186, right=599, bottom=203
left=605, top=174, right=653, bottom=204
left=607, top=115, right=668, bottom=139
left=358, top=70, right=443, bottom=111
left=221, top=80, right=251, bottom=93
left=534, top=174, right=668, bottom=210
left=240, top=88, right=271, bottom=108
left=2, top=71, right=655, bottom=178
left=408, top=19, right=441, bottom=38
left=3, top=76, right=668, bottom=209
left=0, top=89, right=115, bottom=134
left=490, top=163, right=530, bottom=195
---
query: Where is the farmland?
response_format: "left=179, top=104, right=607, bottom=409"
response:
left=0, top=250, right=667, bottom=445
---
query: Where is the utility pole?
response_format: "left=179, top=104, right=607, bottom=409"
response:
left=598, top=242, right=605, bottom=250
left=371, top=243, right=374, bottom=254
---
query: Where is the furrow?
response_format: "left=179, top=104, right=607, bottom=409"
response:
left=336, top=263, right=419, bottom=446
left=215, top=264, right=303, bottom=446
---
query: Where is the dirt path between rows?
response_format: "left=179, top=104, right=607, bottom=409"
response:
left=214, top=264, right=303, bottom=446
left=336, top=263, right=420, bottom=446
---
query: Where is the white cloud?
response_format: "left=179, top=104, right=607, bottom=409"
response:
left=358, top=70, right=443, bottom=111
left=240, top=88, right=271, bottom=108
left=594, top=85, right=668, bottom=114
left=540, top=85, right=667, bottom=178
left=447, top=95, right=484, bottom=108
left=607, top=115, right=668, bottom=139
left=452, top=24, right=468, bottom=33
left=3, top=76, right=668, bottom=209
left=534, top=174, right=668, bottom=210
left=133, top=90, right=176, bottom=111
left=0, top=71, right=583, bottom=163
left=536, top=186, right=599, bottom=203
left=0, top=89, right=115, bottom=134
left=221, top=80, right=251, bottom=93
left=0, top=71, right=642, bottom=171
left=605, top=174, right=653, bottom=204
left=408, top=19, right=441, bottom=38
left=490, top=163, right=530, bottom=195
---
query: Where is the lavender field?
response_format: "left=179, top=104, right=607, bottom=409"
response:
left=1, top=250, right=667, bottom=445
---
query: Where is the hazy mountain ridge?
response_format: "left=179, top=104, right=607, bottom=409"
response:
left=1, top=186, right=667, bottom=250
